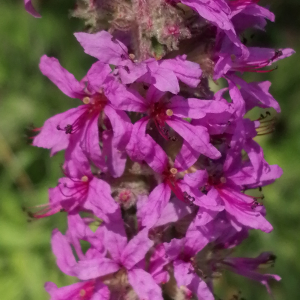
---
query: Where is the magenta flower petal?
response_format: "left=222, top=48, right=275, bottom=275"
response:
left=33, top=106, right=86, bottom=155
left=39, top=55, right=84, bottom=99
left=121, top=229, right=154, bottom=270
left=189, top=276, right=214, bottom=300
left=126, top=117, right=150, bottom=162
left=219, top=188, right=273, bottom=233
left=86, top=61, right=114, bottom=91
left=128, top=269, right=164, bottom=300
left=169, top=96, right=228, bottom=119
left=104, top=106, right=132, bottom=150
left=166, top=119, right=221, bottom=159
left=86, top=178, right=119, bottom=222
left=173, top=260, right=194, bottom=287
left=182, top=169, right=208, bottom=189
left=103, top=221, right=128, bottom=263
left=102, top=131, right=127, bottom=178
left=159, top=55, right=202, bottom=88
left=140, top=183, right=172, bottom=228
left=74, top=31, right=127, bottom=65
left=24, top=0, right=41, bottom=18
left=154, top=198, right=194, bottom=227
left=174, top=141, right=201, bottom=171
left=75, top=258, right=120, bottom=280
left=80, top=114, right=107, bottom=171
left=51, top=229, right=77, bottom=276
left=146, top=60, right=180, bottom=94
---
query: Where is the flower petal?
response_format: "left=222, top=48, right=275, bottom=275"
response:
left=51, top=229, right=76, bottom=276
left=39, top=55, right=84, bottom=99
left=128, top=269, right=164, bottom=300
left=140, top=183, right=172, bottom=228
left=121, top=229, right=153, bottom=270
left=166, top=119, right=221, bottom=159
left=74, top=31, right=126, bottom=64
left=74, top=258, right=120, bottom=280
left=24, top=0, right=41, bottom=17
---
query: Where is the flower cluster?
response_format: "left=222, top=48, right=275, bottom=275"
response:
left=25, top=0, right=294, bottom=299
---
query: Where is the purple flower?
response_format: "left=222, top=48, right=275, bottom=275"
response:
left=222, top=252, right=281, bottom=295
left=45, top=280, right=110, bottom=300
left=33, top=56, right=133, bottom=177
left=45, top=224, right=110, bottom=300
left=120, top=85, right=226, bottom=162
left=32, top=146, right=120, bottom=222
left=73, top=227, right=164, bottom=300
left=214, top=47, right=295, bottom=79
left=74, top=31, right=202, bottom=94
left=176, top=0, right=248, bottom=57
left=229, top=0, right=275, bottom=26
left=163, top=222, right=214, bottom=300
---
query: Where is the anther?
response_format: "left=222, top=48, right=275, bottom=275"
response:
left=83, top=97, right=90, bottom=104
left=170, top=168, right=178, bottom=175
left=81, top=176, right=89, bottom=182
left=220, top=177, right=227, bottom=184
left=129, top=53, right=135, bottom=60
left=166, top=109, right=174, bottom=117
left=79, top=289, right=86, bottom=297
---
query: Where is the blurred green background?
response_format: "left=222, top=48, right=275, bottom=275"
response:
left=0, top=0, right=298, bottom=299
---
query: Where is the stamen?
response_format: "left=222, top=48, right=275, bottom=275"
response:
left=166, top=109, right=173, bottom=117
left=251, top=200, right=263, bottom=209
left=170, top=168, right=178, bottom=175
left=81, top=175, right=89, bottom=182
left=220, top=177, right=227, bottom=184
left=129, top=53, right=135, bottom=61
left=83, top=97, right=90, bottom=104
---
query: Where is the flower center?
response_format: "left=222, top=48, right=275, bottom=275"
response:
left=78, top=281, right=95, bottom=300
left=81, top=175, right=89, bottom=182
left=57, top=92, right=108, bottom=135
left=149, top=102, right=175, bottom=140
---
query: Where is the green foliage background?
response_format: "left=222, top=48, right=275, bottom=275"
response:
left=0, top=0, right=299, bottom=299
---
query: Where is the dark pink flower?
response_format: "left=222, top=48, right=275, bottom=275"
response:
left=33, top=56, right=134, bottom=177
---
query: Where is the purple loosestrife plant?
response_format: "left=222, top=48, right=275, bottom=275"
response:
left=24, top=0, right=295, bottom=299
